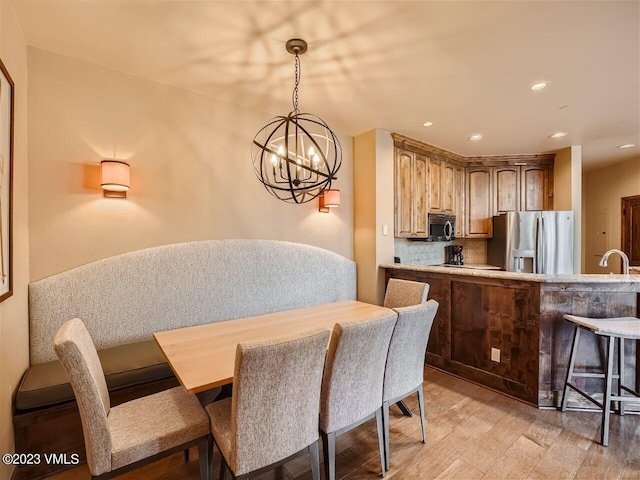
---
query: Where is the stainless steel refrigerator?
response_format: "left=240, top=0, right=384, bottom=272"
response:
left=487, top=211, right=574, bottom=274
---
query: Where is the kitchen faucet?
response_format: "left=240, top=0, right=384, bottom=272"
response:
left=599, top=249, right=630, bottom=275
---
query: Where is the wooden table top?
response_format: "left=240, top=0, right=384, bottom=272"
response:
left=153, top=300, right=395, bottom=394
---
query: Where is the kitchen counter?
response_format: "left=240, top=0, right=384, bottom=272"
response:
left=384, top=265, right=640, bottom=407
left=382, top=263, right=640, bottom=284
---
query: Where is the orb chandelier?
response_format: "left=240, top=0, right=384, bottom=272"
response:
left=252, top=39, right=341, bottom=204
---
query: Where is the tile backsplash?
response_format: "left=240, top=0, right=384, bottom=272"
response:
left=394, top=238, right=487, bottom=265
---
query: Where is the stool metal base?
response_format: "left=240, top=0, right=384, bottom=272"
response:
left=561, top=323, right=640, bottom=446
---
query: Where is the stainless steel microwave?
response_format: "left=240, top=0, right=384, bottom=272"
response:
left=428, top=214, right=456, bottom=241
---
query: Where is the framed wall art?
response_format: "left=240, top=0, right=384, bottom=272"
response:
left=0, top=58, right=14, bottom=303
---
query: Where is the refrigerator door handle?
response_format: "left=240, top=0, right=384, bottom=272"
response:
left=536, top=216, right=544, bottom=274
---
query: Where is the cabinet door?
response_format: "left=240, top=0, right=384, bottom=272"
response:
left=454, top=165, right=465, bottom=237
left=493, top=166, right=521, bottom=215
left=395, top=149, right=414, bottom=237
left=521, top=166, right=550, bottom=211
left=414, top=154, right=428, bottom=236
left=442, top=162, right=455, bottom=214
left=466, top=167, right=493, bottom=237
left=429, top=158, right=442, bottom=213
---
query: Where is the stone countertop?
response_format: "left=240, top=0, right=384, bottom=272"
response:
left=381, top=263, right=640, bottom=284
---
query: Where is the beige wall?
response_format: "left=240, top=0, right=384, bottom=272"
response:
left=353, top=129, right=394, bottom=305
left=27, top=48, right=354, bottom=281
left=0, top=2, right=29, bottom=479
left=583, top=156, right=640, bottom=273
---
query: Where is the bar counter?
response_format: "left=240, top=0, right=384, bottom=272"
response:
left=382, top=264, right=640, bottom=407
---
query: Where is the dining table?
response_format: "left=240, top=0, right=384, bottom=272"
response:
left=154, top=299, right=396, bottom=394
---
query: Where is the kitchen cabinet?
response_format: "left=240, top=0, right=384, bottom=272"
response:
left=429, top=158, right=442, bottom=213
left=454, top=165, right=465, bottom=237
left=494, top=165, right=553, bottom=215
left=442, top=162, right=455, bottom=214
left=466, top=167, right=493, bottom=237
left=394, top=148, right=428, bottom=237
left=521, top=165, right=552, bottom=211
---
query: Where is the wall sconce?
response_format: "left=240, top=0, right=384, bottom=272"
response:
left=101, top=160, right=130, bottom=198
left=319, top=189, right=340, bottom=213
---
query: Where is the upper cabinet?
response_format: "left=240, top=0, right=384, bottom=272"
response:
left=466, top=167, right=493, bottom=237
left=394, top=148, right=428, bottom=237
left=493, top=165, right=553, bottom=215
left=392, top=134, right=554, bottom=239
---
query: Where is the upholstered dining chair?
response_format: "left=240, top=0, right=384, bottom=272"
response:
left=53, top=318, right=211, bottom=480
left=382, top=300, right=439, bottom=471
left=206, top=328, right=331, bottom=480
left=319, top=314, right=397, bottom=480
left=383, top=278, right=430, bottom=309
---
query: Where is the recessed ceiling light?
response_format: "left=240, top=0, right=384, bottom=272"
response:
left=618, top=144, right=635, bottom=149
left=549, top=132, right=568, bottom=138
left=469, top=134, right=483, bottom=141
left=559, top=105, right=572, bottom=110
left=530, top=82, right=548, bottom=91
left=422, top=121, right=434, bottom=127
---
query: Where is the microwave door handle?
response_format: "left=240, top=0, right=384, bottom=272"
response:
left=444, top=221, right=452, bottom=240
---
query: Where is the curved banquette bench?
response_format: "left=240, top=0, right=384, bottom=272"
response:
left=13, top=239, right=356, bottom=479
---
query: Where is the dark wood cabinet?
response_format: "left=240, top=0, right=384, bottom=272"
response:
left=385, top=266, right=640, bottom=407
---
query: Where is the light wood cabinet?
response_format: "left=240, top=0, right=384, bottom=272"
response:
left=394, top=148, right=428, bottom=237
left=493, top=165, right=553, bottom=215
left=466, top=167, right=493, bottom=237
left=429, top=158, right=442, bottom=213
left=521, top=165, right=552, bottom=211
left=454, top=165, right=465, bottom=237
left=442, top=162, right=455, bottom=214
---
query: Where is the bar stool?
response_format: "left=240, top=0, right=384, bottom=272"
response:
left=561, top=315, right=640, bottom=446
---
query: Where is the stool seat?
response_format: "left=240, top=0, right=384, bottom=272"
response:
left=563, top=315, right=640, bottom=338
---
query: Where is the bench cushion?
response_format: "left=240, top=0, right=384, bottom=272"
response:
left=15, top=340, right=173, bottom=411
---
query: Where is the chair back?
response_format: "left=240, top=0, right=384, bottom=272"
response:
left=53, top=318, right=112, bottom=476
left=320, top=313, right=397, bottom=433
left=383, top=300, right=439, bottom=402
left=383, top=278, right=429, bottom=308
left=231, top=328, right=331, bottom=475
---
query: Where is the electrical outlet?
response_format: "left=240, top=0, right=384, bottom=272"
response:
left=491, top=348, right=501, bottom=363
left=382, top=224, right=388, bottom=236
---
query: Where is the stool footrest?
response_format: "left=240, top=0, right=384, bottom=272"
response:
left=621, top=386, right=640, bottom=398
left=566, top=383, right=604, bottom=410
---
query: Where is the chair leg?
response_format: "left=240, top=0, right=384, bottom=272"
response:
left=375, top=408, right=386, bottom=478
left=602, top=336, right=615, bottom=446
left=321, top=431, right=336, bottom=480
left=219, top=455, right=228, bottom=480
left=561, top=326, right=581, bottom=411
left=309, top=440, right=320, bottom=480
left=197, top=435, right=211, bottom=480
left=417, top=385, right=427, bottom=444
left=619, top=337, right=625, bottom=416
left=382, top=401, right=390, bottom=472
left=184, top=448, right=190, bottom=463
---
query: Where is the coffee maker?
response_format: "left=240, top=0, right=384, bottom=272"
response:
left=446, top=245, right=464, bottom=265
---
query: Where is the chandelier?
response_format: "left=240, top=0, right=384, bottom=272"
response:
left=252, top=39, right=341, bottom=204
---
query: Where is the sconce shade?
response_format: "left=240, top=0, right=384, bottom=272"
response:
left=101, top=160, right=130, bottom=197
left=319, top=189, right=340, bottom=213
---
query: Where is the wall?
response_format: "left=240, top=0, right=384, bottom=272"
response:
left=28, top=48, right=354, bottom=281
left=554, top=146, right=583, bottom=273
left=0, top=2, right=29, bottom=479
left=583, top=156, right=640, bottom=273
left=353, top=129, right=394, bottom=305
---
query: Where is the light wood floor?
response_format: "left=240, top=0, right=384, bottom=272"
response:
left=50, top=367, right=640, bottom=480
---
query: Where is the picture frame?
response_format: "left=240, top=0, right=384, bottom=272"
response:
left=0, top=58, right=14, bottom=303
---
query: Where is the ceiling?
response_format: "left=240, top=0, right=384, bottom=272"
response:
left=9, top=0, right=640, bottom=171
